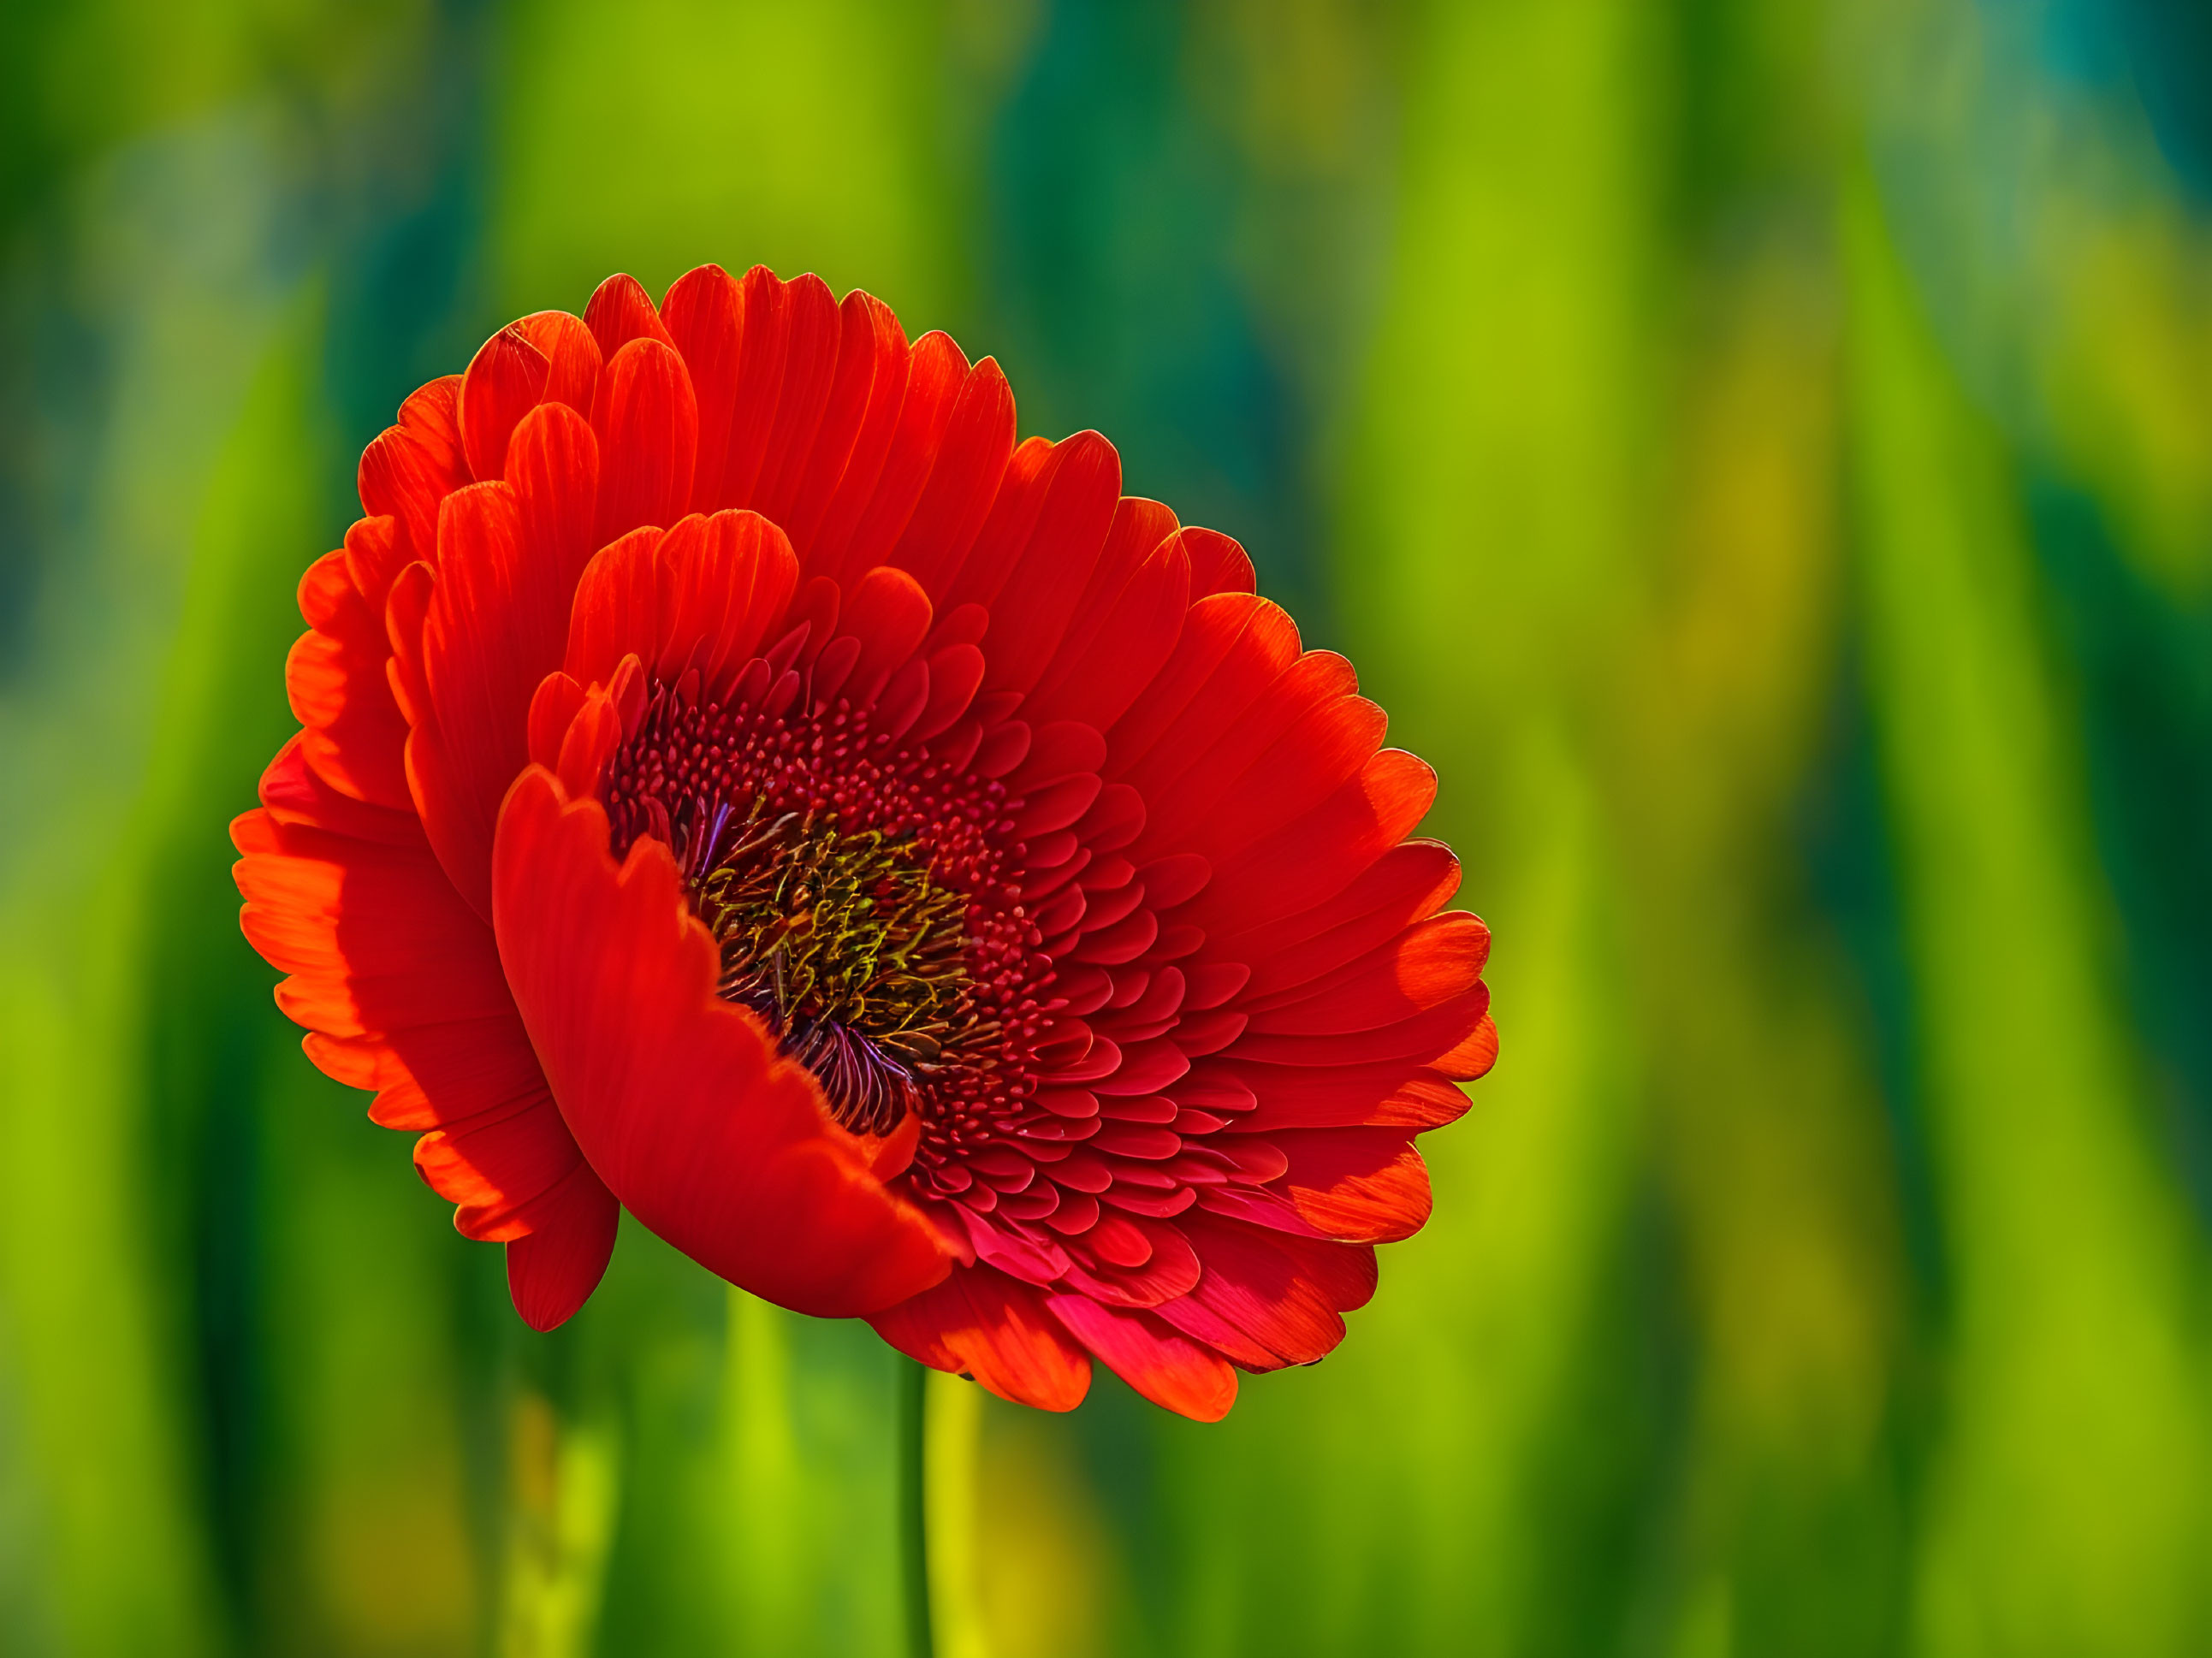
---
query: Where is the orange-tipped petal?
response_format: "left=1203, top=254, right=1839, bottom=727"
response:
left=870, top=1264, right=1093, bottom=1412
left=1044, top=1294, right=1236, bottom=1422
left=233, top=803, right=615, bottom=1326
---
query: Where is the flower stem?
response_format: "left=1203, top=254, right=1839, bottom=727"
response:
left=898, top=1356, right=935, bottom=1658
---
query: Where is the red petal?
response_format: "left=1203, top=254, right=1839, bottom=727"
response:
left=1068, top=1215, right=1200, bottom=1306
left=554, top=678, right=626, bottom=799
left=1075, top=781, right=1146, bottom=851
left=507, top=1169, right=620, bottom=1331
left=584, top=271, right=673, bottom=358
left=562, top=527, right=661, bottom=690
left=1015, top=773, right=1104, bottom=840
left=838, top=565, right=934, bottom=703
left=958, top=1205, right=1072, bottom=1283
left=956, top=434, right=1121, bottom=688
left=314, top=1015, right=544, bottom=1131
left=491, top=767, right=954, bottom=1316
left=237, top=818, right=513, bottom=1036
left=258, top=733, right=422, bottom=846
left=286, top=538, right=412, bottom=808
left=658, top=511, right=802, bottom=696
left=413, top=1093, right=591, bottom=1240
left=744, top=271, right=847, bottom=527
left=1270, top=1226, right=1380, bottom=1312
left=912, top=642, right=983, bottom=740
left=359, top=420, right=466, bottom=567
left=563, top=512, right=799, bottom=701
left=1148, top=1287, right=1282, bottom=1368
left=869, top=1264, right=1093, bottom=1411
left=384, top=561, right=431, bottom=725
left=235, top=811, right=614, bottom=1309
left=1176, top=1213, right=1349, bottom=1365
left=784, top=291, right=912, bottom=562
left=1241, top=913, right=1491, bottom=1033
left=591, top=338, right=698, bottom=544
left=397, top=375, right=465, bottom=471
left=883, top=358, right=1016, bottom=600
left=1179, top=526, right=1256, bottom=597
left=1191, top=1181, right=1327, bottom=1238
left=810, top=330, right=969, bottom=586
left=412, top=483, right=549, bottom=917
left=1141, top=854, right=1212, bottom=913
left=715, top=265, right=798, bottom=507
left=1126, top=649, right=1366, bottom=853
left=507, top=400, right=602, bottom=611
left=1231, top=981, right=1490, bottom=1069
left=1043, top=1295, right=1237, bottom=1421
left=341, top=511, right=411, bottom=611
left=661, top=263, right=746, bottom=509
left=513, top=310, right=603, bottom=413
left=1165, top=691, right=1389, bottom=865
left=1040, top=497, right=1179, bottom=675
left=1181, top=749, right=1437, bottom=933
left=1023, top=512, right=1191, bottom=731
left=1437, top=1010, right=1500, bottom=1081
left=1224, top=840, right=1462, bottom=991
left=1272, top=1128, right=1433, bottom=1243
left=460, top=323, right=550, bottom=481
left=1212, top=1059, right=1471, bottom=1132
left=1105, top=594, right=1300, bottom=780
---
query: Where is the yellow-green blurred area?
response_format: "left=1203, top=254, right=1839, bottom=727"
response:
left=7, top=0, right=2212, bottom=1653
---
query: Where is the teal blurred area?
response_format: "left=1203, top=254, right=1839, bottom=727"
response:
left=5, top=1, right=2212, bottom=1653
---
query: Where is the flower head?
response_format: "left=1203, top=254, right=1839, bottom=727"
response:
left=235, top=266, right=1495, bottom=1419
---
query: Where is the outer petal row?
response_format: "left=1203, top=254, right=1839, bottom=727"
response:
left=235, top=743, right=616, bottom=1327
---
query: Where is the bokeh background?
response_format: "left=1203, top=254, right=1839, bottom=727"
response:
left=4, top=1, right=2212, bottom=1654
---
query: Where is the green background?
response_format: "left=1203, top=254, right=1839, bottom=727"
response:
left=5, top=2, right=2212, bottom=1654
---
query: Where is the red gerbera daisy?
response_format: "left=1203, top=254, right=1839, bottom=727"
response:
left=234, top=265, right=1494, bottom=1421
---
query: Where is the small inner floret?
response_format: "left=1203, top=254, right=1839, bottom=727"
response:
left=597, top=675, right=1053, bottom=1148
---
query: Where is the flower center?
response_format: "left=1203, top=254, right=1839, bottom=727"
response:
left=597, top=674, right=1053, bottom=1145
left=696, top=808, right=964, bottom=1134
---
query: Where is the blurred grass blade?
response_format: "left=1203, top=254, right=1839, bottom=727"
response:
left=1844, top=164, right=2212, bottom=1657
